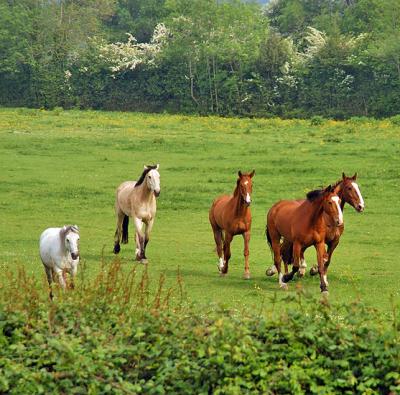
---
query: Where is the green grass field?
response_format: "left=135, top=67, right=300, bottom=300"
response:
left=1, top=108, right=399, bottom=311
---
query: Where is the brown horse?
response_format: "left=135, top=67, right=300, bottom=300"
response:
left=266, top=173, right=364, bottom=277
left=266, top=184, right=343, bottom=293
left=209, top=170, right=255, bottom=279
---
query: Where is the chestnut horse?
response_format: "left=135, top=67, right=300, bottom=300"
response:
left=265, top=173, right=364, bottom=277
left=209, top=170, right=255, bottom=279
left=266, top=184, right=343, bottom=293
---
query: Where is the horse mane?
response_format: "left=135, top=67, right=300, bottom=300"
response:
left=135, top=165, right=157, bottom=187
left=306, top=181, right=339, bottom=201
left=60, top=225, right=79, bottom=239
left=306, top=189, right=324, bottom=202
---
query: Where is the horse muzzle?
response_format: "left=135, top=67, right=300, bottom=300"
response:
left=356, top=204, right=364, bottom=212
left=154, top=190, right=160, bottom=198
left=71, top=252, right=79, bottom=260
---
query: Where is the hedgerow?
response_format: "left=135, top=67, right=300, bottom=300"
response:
left=0, top=263, right=399, bottom=394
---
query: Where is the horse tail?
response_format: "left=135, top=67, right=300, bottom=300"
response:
left=265, top=225, right=273, bottom=252
left=281, top=238, right=293, bottom=265
left=122, top=215, right=129, bottom=244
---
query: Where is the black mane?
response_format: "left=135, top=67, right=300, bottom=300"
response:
left=306, top=189, right=324, bottom=201
left=135, top=165, right=157, bottom=187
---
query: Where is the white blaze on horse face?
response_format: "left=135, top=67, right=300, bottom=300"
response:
left=352, top=182, right=364, bottom=210
left=147, top=169, right=161, bottom=194
left=245, top=193, right=251, bottom=204
left=331, top=196, right=343, bottom=225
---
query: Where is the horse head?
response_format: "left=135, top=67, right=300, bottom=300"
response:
left=144, top=164, right=161, bottom=197
left=237, top=170, right=255, bottom=206
left=321, top=185, right=344, bottom=226
left=64, top=225, right=80, bottom=260
left=340, top=172, right=364, bottom=212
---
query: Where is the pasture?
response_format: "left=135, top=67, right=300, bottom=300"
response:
left=0, top=108, right=399, bottom=311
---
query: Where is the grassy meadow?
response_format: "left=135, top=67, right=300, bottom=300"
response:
left=0, top=108, right=399, bottom=312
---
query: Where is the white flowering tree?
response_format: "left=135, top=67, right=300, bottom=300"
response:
left=98, top=24, right=169, bottom=74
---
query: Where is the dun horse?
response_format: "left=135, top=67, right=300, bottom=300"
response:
left=266, top=173, right=364, bottom=277
left=113, top=164, right=160, bottom=263
left=209, top=170, right=255, bottom=279
left=266, top=184, right=343, bottom=293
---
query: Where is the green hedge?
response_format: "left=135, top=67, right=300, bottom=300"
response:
left=0, top=265, right=399, bottom=394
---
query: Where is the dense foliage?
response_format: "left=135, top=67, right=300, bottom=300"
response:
left=0, top=263, right=399, bottom=394
left=1, top=0, right=400, bottom=118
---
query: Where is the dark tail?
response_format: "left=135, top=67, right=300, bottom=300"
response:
left=122, top=215, right=129, bottom=244
left=265, top=225, right=273, bottom=252
left=281, top=238, right=293, bottom=265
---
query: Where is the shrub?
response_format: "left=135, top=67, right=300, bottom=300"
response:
left=310, top=115, right=325, bottom=126
left=0, top=264, right=399, bottom=394
left=390, top=114, right=400, bottom=126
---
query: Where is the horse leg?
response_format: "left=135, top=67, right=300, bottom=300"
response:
left=54, top=267, right=66, bottom=290
left=315, top=242, right=328, bottom=293
left=243, top=231, right=251, bottom=280
left=212, top=225, right=224, bottom=272
left=44, top=266, right=54, bottom=300
left=221, top=233, right=233, bottom=275
left=113, top=209, right=125, bottom=254
left=323, top=239, right=339, bottom=286
left=134, top=217, right=145, bottom=262
left=269, top=231, right=286, bottom=289
left=298, top=249, right=307, bottom=277
left=141, top=218, right=154, bottom=264
left=283, top=241, right=300, bottom=283
left=266, top=263, right=277, bottom=276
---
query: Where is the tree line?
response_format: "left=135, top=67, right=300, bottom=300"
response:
left=1, top=0, right=399, bottom=118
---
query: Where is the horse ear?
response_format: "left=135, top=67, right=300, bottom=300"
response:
left=342, top=172, right=346, bottom=180
left=144, top=165, right=148, bottom=170
left=238, top=170, right=242, bottom=177
left=250, top=170, right=255, bottom=178
left=325, top=184, right=333, bottom=193
left=352, top=172, right=357, bottom=180
left=156, top=164, right=159, bottom=170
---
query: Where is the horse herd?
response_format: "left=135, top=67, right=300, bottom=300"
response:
left=39, top=164, right=364, bottom=298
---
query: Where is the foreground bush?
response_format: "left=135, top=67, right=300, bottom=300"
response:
left=0, top=263, right=399, bottom=394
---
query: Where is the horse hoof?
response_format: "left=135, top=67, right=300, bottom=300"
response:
left=113, top=244, right=120, bottom=254
left=309, top=267, right=318, bottom=276
left=266, top=268, right=276, bottom=276
left=321, top=290, right=329, bottom=297
left=243, top=273, right=251, bottom=280
left=140, top=258, right=148, bottom=264
left=280, top=283, right=288, bottom=290
left=219, top=272, right=226, bottom=277
left=297, top=269, right=305, bottom=277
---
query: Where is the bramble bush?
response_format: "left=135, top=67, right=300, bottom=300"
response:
left=0, top=262, right=399, bottom=394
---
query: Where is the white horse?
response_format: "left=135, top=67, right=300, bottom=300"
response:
left=113, top=164, right=160, bottom=263
left=39, top=225, right=80, bottom=298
